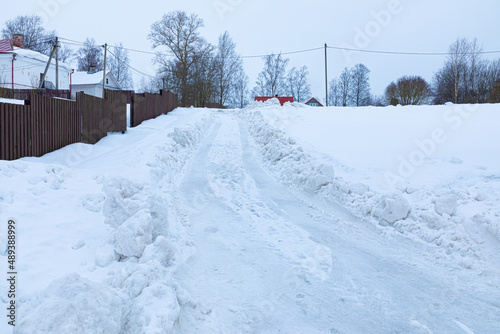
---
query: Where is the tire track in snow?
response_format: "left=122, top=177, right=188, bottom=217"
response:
left=175, top=113, right=340, bottom=333
left=174, top=111, right=499, bottom=333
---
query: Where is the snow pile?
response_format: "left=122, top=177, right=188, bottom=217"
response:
left=17, top=274, right=123, bottom=334
left=5, top=110, right=214, bottom=333
left=96, top=112, right=213, bottom=333
left=242, top=107, right=337, bottom=193
left=241, top=106, right=410, bottom=224
left=240, top=103, right=499, bottom=265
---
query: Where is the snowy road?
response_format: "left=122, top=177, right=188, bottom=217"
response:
left=2, top=107, right=498, bottom=333
left=172, top=112, right=499, bottom=333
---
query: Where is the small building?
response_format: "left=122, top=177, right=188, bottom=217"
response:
left=305, top=97, right=324, bottom=107
left=70, top=70, right=121, bottom=99
left=0, top=37, right=72, bottom=91
left=255, top=96, right=294, bottom=106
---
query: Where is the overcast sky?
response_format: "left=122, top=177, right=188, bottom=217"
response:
left=2, top=0, right=499, bottom=101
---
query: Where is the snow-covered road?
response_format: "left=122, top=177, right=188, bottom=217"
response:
left=1, top=106, right=499, bottom=333
left=173, top=112, right=498, bottom=333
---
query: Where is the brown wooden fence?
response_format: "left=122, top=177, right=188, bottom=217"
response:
left=0, top=89, right=178, bottom=161
left=132, top=90, right=177, bottom=127
left=78, top=90, right=128, bottom=145
left=0, top=95, right=80, bottom=160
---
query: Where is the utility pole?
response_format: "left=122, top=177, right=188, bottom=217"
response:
left=325, top=43, right=328, bottom=107
left=102, top=43, right=107, bottom=99
left=55, top=37, right=59, bottom=90
left=39, top=43, right=57, bottom=89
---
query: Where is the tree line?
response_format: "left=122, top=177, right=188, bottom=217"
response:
left=2, top=14, right=499, bottom=107
left=329, top=38, right=500, bottom=106
left=433, top=38, right=500, bottom=104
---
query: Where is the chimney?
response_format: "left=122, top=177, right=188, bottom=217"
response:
left=12, top=34, right=23, bottom=48
left=88, top=65, right=96, bottom=74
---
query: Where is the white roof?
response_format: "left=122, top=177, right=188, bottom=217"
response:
left=9, top=47, right=73, bottom=71
left=72, top=71, right=115, bottom=86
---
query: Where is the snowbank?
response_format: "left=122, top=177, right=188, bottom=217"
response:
left=93, top=111, right=213, bottom=332
left=1, top=109, right=214, bottom=333
left=240, top=102, right=500, bottom=266
left=17, top=274, right=123, bottom=334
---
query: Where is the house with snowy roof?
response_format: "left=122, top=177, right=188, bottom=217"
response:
left=305, top=97, right=324, bottom=107
left=0, top=36, right=72, bottom=91
left=70, top=70, right=121, bottom=99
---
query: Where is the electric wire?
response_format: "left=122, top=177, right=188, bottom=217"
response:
left=58, top=36, right=500, bottom=58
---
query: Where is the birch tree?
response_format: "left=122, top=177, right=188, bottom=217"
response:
left=338, top=67, right=352, bottom=106
left=328, top=78, right=339, bottom=106
left=253, top=53, right=289, bottom=96
left=350, top=63, right=371, bottom=106
left=286, top=66, right=311, bottom=103
left=214, top=31, right=243, bottom=107
left=109, top=42, right=133, bottom=89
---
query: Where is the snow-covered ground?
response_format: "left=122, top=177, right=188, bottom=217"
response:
left=0, top=101, right=499, bottom=333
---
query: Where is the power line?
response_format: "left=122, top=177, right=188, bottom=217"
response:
left=57, top=36, right=500, bottom=58
left=327, top=45, right=500, bottom=56
left=240, top=47, right=324, bottom=59
left=58, top=37, right=84, bottom=46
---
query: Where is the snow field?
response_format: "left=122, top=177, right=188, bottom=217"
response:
left=239, top=100, right=500, bottom=267
left=1, top=109, right=214, bottom=333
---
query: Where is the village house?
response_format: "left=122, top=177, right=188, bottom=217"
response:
left=305, top=97, right=324, bottom=107
left=70, top=69, right=121, bottom=99
left=0, top=35, right=72, bottom=92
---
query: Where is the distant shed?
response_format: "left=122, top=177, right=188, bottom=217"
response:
left=305, top=97, right=324, bottom=107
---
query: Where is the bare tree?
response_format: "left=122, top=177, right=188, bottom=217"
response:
left=351, top=63, right=371, bottom=106
left=434, top=38, right=500, bottom=104
left=328, top=78, right=339, bottom=106
left=286, top=66, right=311, bottom=103
left=1, top=15, right=54, bottom=55
left=448, top=38, right=470, bottom=103
left=233, top=68, right=249, bottom=108
left=57, top=43, right=75, bottom=63
left=385, top=82, right=398, bottom=105
left=108, top=42, right=133, bottom=89
left=214, top=31, right=243, bottom=107
left=385, top=76, right=433, bottom=105
left=190, top=43, right=217, bottom=107
left=338, top=67, right=352, bottom=106
left=488, top=81, right=500, bottom=103
left=76, top=38, right=104, bottom=72
left=149, top=11, right=209, bottom=106
left=370, top=95, right=387, bottom=107
left=465, top=38, right=483, bottom=102
left=253, top=53, right=289, bottom=97
left=138, top=74, right=163, bottom=93
left=486, top=59, right=500, bottom=103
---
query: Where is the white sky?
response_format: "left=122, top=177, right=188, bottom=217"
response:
left=1, top=0, right=499, bottom=101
